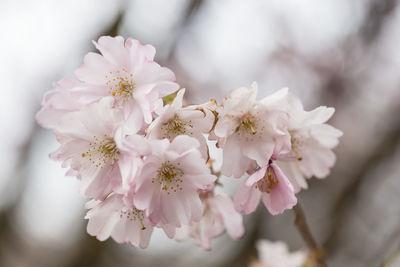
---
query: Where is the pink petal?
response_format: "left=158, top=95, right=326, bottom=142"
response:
left=276, top=161, right=307, bottom=193
left=213, top=194, right=245, bottom=239
left=309, top=123, right=343, bottom=149
left=304, top=106, right=335, bottom=125
left=171, top=88, right=185, bottom=108
left=245, top=165, right=268, bottom=186
left=93, top=36, right=128, bottom=68
left=299, top=144, right=336, bottom=178
left=160, top=223, right=176, bottom=239
left=133, top=166, right=157, bottom=210
left=241, top=140, right=274, bottom=167
left=75, top=52, right=112, bottom=84
left=138, top=225, right=154, bottom=248
left=80, top=165, right=116, bottom=200
left=234, top=180, right=261, bottom=214
left=169, top=135, right=200, bottom=155
left=221, top=135, right=252, bottom=178
left=260, top=87, right=289, bottom=109
left=261, top=163, right=297, bottom=215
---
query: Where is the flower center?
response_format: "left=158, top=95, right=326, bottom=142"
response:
left=106, top=69, right=135, bottom=103
left=153, top=161, right=184, bottom=194
left=120, top=208, right=146, bottom=230
left=82, top=135, right=119, bottom=168
left=236, top=113, right=257, bottom=135
left=256, top=166, right=279, bottom=194
left=161, top=114, right=193, bottom=140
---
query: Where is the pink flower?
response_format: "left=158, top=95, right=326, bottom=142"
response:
left=213, top=82, right=290, bottom=178
left=74, top=36, right=179, bottom=130
left=147, top=89, right=216, bottom=160
left=51, top=97, right=146, bottom=199
left=36, top=77, right=87, bottom=129
left=133, top=135, right=217, bottom=227
left=175, top=190, right=245, bottom=250
left=235, top=161, right=297, bottom=215
left=277, top=93, right=343, bottom=192
left=85, top=193, right=154, bottom=248
left=251, top=240, right=307, bottom=267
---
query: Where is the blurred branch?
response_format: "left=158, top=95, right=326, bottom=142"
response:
left=68, top=234, right=111, bottom=267
left=0, top=122, right=40, bottom=267
left=293, top=203, right=326, bottom=267
left=94, top=8, right=124, bottom=39
left=320, top=0, right=398, bottom=106
left=325, top=103, right=400, bottom=250
left=360, top=0, right=397, bottom=44
left=166, top=0, right=204, bottom=62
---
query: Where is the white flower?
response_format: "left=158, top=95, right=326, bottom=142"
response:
left=213, top=82, right=290, bottom=178
left=175, top=191, right=244, bottom=250
left=73, top=36, right=179, bottom=132
left=133, top=136, right=217, bottom=227
left=277, top=93, right=342, bottom=192
left=85, top=193, right=154, bottom=248
left=147, top=89, right=215, bottom=160
left=51, top=97, right=146, bottom=199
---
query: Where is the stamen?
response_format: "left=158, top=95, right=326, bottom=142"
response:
left=82, top=135, right=119, bottom=168
left=236, top=113, right=257, bottom=135
left=256, top=166, right=279, bottom=194
left=153, top=161, right=184, bottom=194
left=160, top=114, right=193, bottom=140
left=106, top=69, right=135, bottom=103
left=120, top=208, right=147, bottom=230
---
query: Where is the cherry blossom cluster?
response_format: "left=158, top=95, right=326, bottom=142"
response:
left=36, top=36, right=342, bottom=250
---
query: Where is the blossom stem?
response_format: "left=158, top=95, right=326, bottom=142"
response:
left=293, top=203, right=327, bottom=267
left=208, top=161, right=222, bottom=186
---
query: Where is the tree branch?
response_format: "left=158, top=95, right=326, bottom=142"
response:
left=293, top=203, right=327, bottom=267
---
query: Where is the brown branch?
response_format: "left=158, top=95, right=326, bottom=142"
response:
left=293, top=203, right=327, bottom=267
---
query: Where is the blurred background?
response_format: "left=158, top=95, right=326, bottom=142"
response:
left=1, top=0, right=400, bottom=266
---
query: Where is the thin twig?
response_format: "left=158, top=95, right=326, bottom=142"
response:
left=293, top=203, right=327, bottom=267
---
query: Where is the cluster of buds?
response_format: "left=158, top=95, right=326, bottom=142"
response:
left=36, top=36, right=342, bottom=250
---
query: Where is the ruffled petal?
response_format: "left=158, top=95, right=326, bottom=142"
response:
left=75, top=52, right=112, bottom=84
left=93, top=36, right=128, bottom=68
left=234, top=180, right=261, bottom=214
